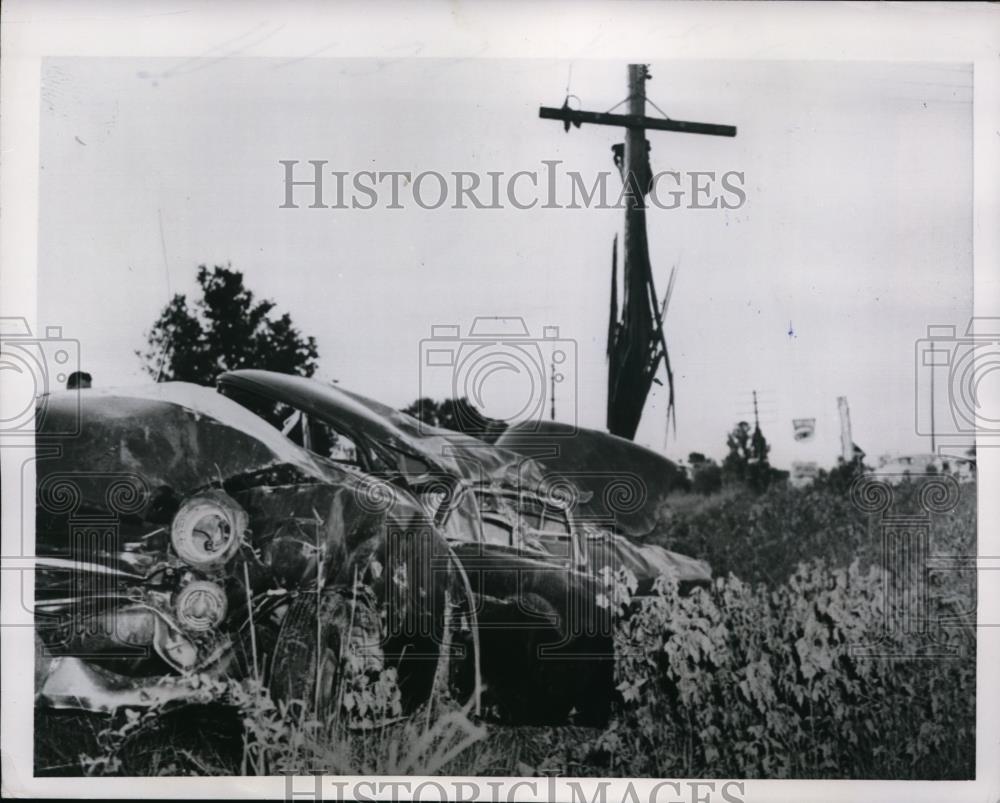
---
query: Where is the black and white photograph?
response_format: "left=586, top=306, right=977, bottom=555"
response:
left=1, top=3, right=998, bottom=800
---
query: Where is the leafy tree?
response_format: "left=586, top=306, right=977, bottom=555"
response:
left=401, top=397, right=508, bottom=442
left=722, top=421, right=753, bottom=482
left=138, top=265, right=319, bottom=385
left=723, top=420, right=774, bottom=492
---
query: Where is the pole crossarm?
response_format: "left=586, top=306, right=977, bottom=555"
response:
left=538, top=106, right=736, bottom=138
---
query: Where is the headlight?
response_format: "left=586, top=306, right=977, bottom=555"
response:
left=170, top=490, right=246, bottom=570
left=175, top=580, right=228, bottom=631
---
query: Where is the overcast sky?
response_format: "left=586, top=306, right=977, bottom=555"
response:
left=38, top=57, right=973, bottom=467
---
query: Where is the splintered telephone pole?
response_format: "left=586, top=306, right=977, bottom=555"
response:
left=539, top=65, right=736, bottom=441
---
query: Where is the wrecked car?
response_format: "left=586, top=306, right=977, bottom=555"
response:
left=217, top=370, right=710, bottom=594
left=215, top=370, right=709, bottom=723
left=33, top=383, right=456, bottom=720
left=217, top=371, right=624, bottom=722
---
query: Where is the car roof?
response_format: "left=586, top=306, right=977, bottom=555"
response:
left=217, top=369, right=546, bottom=488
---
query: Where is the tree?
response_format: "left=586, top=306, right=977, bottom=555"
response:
left=138, top=265, right=319, bottom=385
left=401, top=397, right=508, bottom=442
left=723, top=420, right=773, bottom=492
left=722, top=421, right=753, bottom=483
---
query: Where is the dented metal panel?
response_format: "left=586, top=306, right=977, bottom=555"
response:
left=496, top=420, right=683, bottom=539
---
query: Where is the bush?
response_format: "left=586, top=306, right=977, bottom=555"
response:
left=692, top=463, right=723, bottom=496
left=594, top=560, right=975, bottom=779
left=659, top=477, right=976, bottom=586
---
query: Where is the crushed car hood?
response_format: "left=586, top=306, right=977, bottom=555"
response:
left=34, top=383, right=453, bottom=719
left=496, top=421, right=710, bottom=588
left=496, top=420, right=683, bottom=539
left=36, top=383, right=336, bottom=516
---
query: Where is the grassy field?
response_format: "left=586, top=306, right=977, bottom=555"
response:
left=36, top=474, right=977, bottom=779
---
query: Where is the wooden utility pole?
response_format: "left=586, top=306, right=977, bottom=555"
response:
left=540, top=64, right=736, bottom=440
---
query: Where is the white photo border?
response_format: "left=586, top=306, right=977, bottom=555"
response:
left=2, top=1, right=998, bottom=800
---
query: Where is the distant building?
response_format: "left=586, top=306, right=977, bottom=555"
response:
left=790, top=461, right=820, bottom=487
left=873, top=452, right=975, bottom=483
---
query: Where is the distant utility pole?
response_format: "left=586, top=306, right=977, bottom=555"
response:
left=838, top=396, right=853, bottom=464
left=752, top=389, right=760, bottom=432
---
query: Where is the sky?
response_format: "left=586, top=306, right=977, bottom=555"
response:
left=37, top=57, right=973, bottom=468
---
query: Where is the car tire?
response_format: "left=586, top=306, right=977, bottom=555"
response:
left=480, top=591, right=576, bottom=725
left=269, top=587, right=345, bottom=721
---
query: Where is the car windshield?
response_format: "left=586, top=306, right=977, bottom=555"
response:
left=220, top=383, right=396, bottom=472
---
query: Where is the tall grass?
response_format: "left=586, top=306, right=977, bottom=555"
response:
left=69, top=678, right=492, bottom=777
